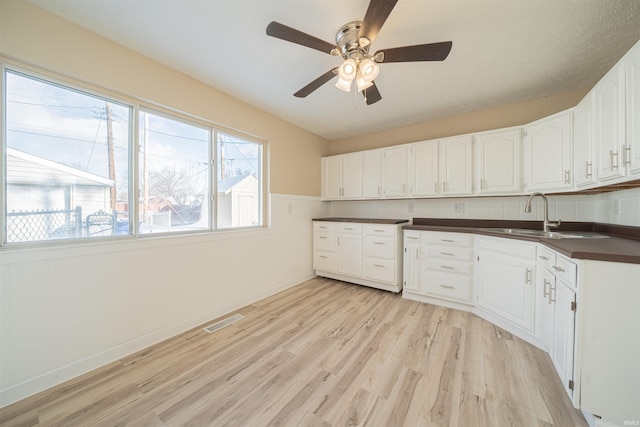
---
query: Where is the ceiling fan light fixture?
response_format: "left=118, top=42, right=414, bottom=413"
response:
left=335, top=76, right=353, bottom=92
left=359, top=58, right=379, bottom=82
left=338, top=58, right=357, bottom=80
left=355, top=73, right=373, bottom=92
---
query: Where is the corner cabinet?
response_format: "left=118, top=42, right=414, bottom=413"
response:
left=474, top=128, right=523, bottom=195
left=313, top=219, right=406, bottom=293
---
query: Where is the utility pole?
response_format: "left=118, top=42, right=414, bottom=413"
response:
left=105, top=103, right=117, bottom=212
left=143, top=113, right=149, bottom=215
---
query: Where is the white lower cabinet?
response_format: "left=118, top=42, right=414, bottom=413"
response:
left=314, top=220, right=405, bottom=292
left=476, top=236, right=536, bottom=333
left=403, top=231, right=474, bottom=305
left=536, top=246, right=577, bottom=399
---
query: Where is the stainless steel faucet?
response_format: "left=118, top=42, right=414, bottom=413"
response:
left=524, top=192, right=561, bottom=232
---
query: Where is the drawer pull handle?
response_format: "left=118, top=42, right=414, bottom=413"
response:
left=539, top=255, right=549, bottom=260
left=549, top=284, right=557, bottom=303
left=440, top=285, right=455, bottom=289
left=319, top=255, right=327, bottom=259
left=525, top=268, right=532, bottom=284
left=552, top=266, right=565, bottom=273
left=441, top=239, right=455, bottom=243
left=373, top=242, right=384, bottom=245
left=440, top=252, right=455, bottom=256
left=440, top=265, right=454, bottom=270
left=344, top=227, right=353, bottom=230
left=407, top=236, right=418, bottom=240
left=374, top=264, right=385, bottom=268
left=374, top=229, right=385, bottom=232
left=319, top=237, right=327, bottom=239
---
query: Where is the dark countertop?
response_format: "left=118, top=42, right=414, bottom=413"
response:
left=404, top=218, right=640, bottom=265
left=314, top=217, right=410, bottom=225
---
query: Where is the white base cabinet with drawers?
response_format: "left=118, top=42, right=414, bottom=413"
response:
left=313, top=220, right=405, bottom=293
left=403, top=231, right=474, bottom=306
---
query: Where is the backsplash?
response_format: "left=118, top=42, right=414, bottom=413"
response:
left=328, top=187, right=640, bottom=227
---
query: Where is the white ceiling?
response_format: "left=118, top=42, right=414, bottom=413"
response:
left=27, top=0, right=640, bottom=141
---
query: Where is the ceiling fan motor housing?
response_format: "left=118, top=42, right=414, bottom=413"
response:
left=335, top=21, right=370, bottom=60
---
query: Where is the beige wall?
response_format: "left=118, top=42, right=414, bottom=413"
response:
left=328, top=88, right=589, bottom=155
left=0, top=0, right=329, bottom=197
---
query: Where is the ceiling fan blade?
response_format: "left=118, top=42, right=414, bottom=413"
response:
left=363, top=82, right=382, bottom=105
left=360, top=0, right=399, bottom=44
left=294, top=68, right=338, bottom=98
left=376, top=41, right=453, bottom=63
left=267, top=21, right=337, bottom=55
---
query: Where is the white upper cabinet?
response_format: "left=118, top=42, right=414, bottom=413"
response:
left=595, top=64, right=626, bottom=183
left=440, top=135, right=473, bottom=196
left=523, top=110, right=573, bottom=192
left=573, top=92, right=597, bottom=188
left=626, top=40, right=640, bottom=176
left=474, top=128, right=522, bottom=195
left=408, top=140, right=439, bottom=197
left=321, top=152, right=363, bottom=200
left=383, top=145, right=409, bottom=198
left=363, top=149, right=383, bottom=198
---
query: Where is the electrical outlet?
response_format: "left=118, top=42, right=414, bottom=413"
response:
left=408, top=203, right=414, bottom=214
left=455, top=203, right=465, bottom=213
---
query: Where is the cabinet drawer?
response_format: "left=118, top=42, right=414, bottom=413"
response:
left=538, top=246, right=557, bottom=270
left=338, top=223, right=363, bottom=234
left=365, top=235, right=395, bottom=259
left=364, top=258, right=396, bottom=283
left=425, top=231, right=473, bottom=247
left=404, top=230, right=421, bottom=244
left=425, top=258, right=473, bottom=275
left=364, top=224, right=396, bottom=237
left=313, top=232, right=335, bottom=251
left=313, top=222, right=335, bottom=232
left=423, top=271, right=472, bottom=302
left=425, top=245, right=474, bottom=261
left=553, top=255, right=577, bottom=288
left=314, top=251, right=337, bottom=272
left=477, top=236, right=537, bottom=261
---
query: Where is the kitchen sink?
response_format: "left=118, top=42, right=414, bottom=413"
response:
left=478, top=228, right=609, bottom=239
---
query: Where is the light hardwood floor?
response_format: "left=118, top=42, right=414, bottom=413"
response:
left=0, top=277, right=587, bottom=426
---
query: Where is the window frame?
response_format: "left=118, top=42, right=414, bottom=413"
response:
left=0, top=61, right=269, bottom=249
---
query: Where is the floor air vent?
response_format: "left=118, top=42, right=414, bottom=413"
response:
left=203, top=314, right=244, bottom=334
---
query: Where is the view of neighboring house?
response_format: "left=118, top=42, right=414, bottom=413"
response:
left=6, top=148, right=114, bottom=241
left=217, top=173, right=259, bottom=228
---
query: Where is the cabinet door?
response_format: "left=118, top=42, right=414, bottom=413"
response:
left=337, top=233, right=363, bottom=277
left=551, top=281, right=576, bottom=399
left=477, top=251, right=535, bottom=331
left=403, top=232, right=421, bottom=293
left=524, top=112, right=573, bottom=192
left=323, top=155, right=343, bottom=199
left=383, top=146, right=409, bottom=197
left=440, top=135, right=473, bottom=196
left=341, top=152, right=363, bottom=199
left=409, top=141, right=438, bottom=196
left=626, top=40, right=640, bottom=176
left=595, top=65, right=626, bottom=182
left=363, top=149, right=382, bottom=198
left=574, top=93, right=597, bottom=188
left=474, top=129, right=522, bottom=195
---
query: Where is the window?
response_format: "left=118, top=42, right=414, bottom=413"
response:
left=4, top=70, right=131, bottom=243
left=139, top=111, right=210, bottom=234
left=2, top=66, right=266, bottom=246
left=216, top=132, right=263, bottom=229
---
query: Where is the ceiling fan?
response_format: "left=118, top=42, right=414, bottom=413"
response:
left=266, top=0, right=452, bottom=105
